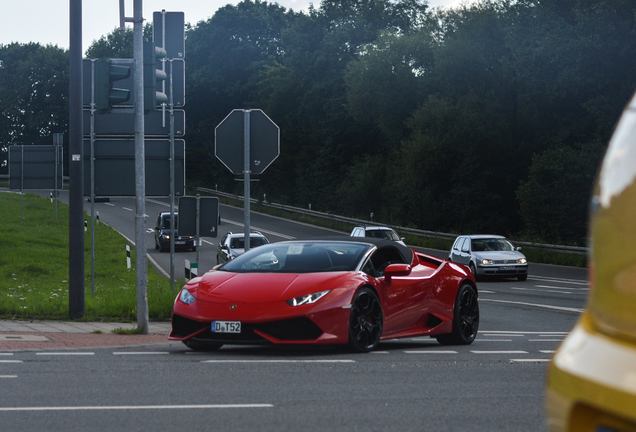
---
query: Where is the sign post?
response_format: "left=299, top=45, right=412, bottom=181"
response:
left=215, top=109, right=279, bottom=250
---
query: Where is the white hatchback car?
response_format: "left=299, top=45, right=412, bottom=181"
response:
left=449, top=234, right=528, bottom=281
left=350, top=226, right=406, bottom=246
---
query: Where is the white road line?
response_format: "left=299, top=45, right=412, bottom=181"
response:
left=0, top=353, right=14, bottom=355
left=511, top=287, right=573, bottom=294
left=113, top=352, right=170, bottom=355
left=123, top=207, right=133, bottom=212
left=35, top=352, right=94, bottom=356
left=201, top=359, right=355, bottom=363
left=528, top=339, right=563, bottom=342
left=404, top=350, right=458, bottom=354
left=0, top=360, right=23, bottom=363
left=535, top=285, right=588, bottom=291
left=479, top=290, right=496, bottom=294
left=540, top=350, right=556, bottom=354
left=479, top=331, right=568, bottom=335
left=529, top=276, right=588, bottom=286
left=510, top=359, right=551, bottom=363
left=0, top=404, right=274, bottom=412
left=105, top=203, right=115, bottom=207
left=0, top=376, right=18, bottom=378
left=481, top=334, right=525, bottom=337
left=221, top=220, right=295, bottom=240
left=471, top=350, right=528, bottom=354
left=475, top=339, right=513, bottom=342
left=370, top=351, right=390, bottom=354
left=479, top=298, right=585, bottom=313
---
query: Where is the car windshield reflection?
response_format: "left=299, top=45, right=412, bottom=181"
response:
left=471, top=239, right=515, bottom=252
left=219, top=242, right=370, bottom=273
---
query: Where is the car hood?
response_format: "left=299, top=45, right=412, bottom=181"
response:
left=192, top=270, right=352, bottom=304
left=472, top=251, right=526, bottom=261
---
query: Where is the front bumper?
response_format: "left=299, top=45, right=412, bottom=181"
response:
left=545, top=315, right=636, bottom=432
left=169, top=296, right=351, bottom=345
left=475, top=263, right=527, bottom=277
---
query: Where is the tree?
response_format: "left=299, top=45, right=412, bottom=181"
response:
left=0, top=43, right=69, bottom=174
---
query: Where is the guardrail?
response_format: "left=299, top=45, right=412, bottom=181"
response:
left=197, top=187, right=589, bottom=255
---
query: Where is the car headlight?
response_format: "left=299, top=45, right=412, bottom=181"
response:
left=179, top=288, right=196, bottom=305
left=164, top=235, right=170, bottom=239
left=481, top=259, right=493, bottom=265
left=286, top=290, right=330, bottom=306
left=519, top=258, right=527, bottom=264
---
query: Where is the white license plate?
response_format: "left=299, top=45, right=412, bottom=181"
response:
left=499, top=266, right=515, bottom=271
left=211, top=321, right=241, bottom=333
left=175, top=241, right=185, bottom=245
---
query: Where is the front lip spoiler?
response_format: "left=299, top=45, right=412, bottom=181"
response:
left=169, top=327, right=206, bottom=341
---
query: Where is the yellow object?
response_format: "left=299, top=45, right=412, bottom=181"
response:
left=545, top=94, right=636, bottom=431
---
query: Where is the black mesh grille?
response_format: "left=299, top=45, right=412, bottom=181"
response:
left=172, top=314, right=208, bottom=338
left=255, top=317, right=323, bottom=341
left=172, top=315, right=323, bottom=343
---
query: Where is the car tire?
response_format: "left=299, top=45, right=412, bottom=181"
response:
left=191, top=246, right=197, bottom=252
left=469, top=262, right=479, bottom=281
left=517, top=274, right=528, bottom=281
left=436, top=283, right=479, bottom=345
left=348, top=287, right=383, bottom=353
left=183, top=340, right=223, bottom=351
left=159, top=242, right=167, bottom=252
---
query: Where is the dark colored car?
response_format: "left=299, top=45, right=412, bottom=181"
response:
left=154, top=212, right=196, bottom=252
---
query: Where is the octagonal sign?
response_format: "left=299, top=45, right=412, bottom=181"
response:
left=215, top=109, right=280, bottom=175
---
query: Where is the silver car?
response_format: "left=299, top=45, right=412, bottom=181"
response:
left=449, top=234, right=528, bottom=281
left=350, top=225, right=406, bottom=246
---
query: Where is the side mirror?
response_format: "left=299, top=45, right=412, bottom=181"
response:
left=384, top=264, right=412, bottom=283
left=516, top=247, right=522, bottom=252
left=400, top=237, right=406, bottom=242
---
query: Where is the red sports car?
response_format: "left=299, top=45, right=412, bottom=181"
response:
left=169, top=237, right=479, bottom=352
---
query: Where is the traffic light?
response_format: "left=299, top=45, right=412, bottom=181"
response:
left=94, top=58, right=131, bottom=111
left=143, top=40, right=168, bottom=111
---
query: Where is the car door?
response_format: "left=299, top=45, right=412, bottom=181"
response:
left=455, top=238, right=472, bottom=266
left=450, top=237, right=467, bottom=263
left=369, top=247, right=429, bottom=335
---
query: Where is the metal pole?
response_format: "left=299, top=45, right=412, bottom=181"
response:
left=69, top=0, right=84, bottom=319
left=169, top=59, right=175, bottom=291
left=244, top=110, right=251, bottom=252
left=196, top=194, right=201, bottom=266
left=90, top=59, right=96, bottom=297
left=133, top=0, right=149, bottom=334
left=20, top=145, right=23, bottom=222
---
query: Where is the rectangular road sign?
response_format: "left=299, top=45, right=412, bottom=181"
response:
left=178, top=196, right=219, bottom=238
left=153, top=11, right=185, bottom=59
left=83, top=139, right=185, bottom=197
left=83, top=109, right=185, bottom=136
left=9, top=145, right=63, bottom=190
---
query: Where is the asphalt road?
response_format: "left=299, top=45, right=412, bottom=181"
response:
left=2, top=191, right=588, bottom=431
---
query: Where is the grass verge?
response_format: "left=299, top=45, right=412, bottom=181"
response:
left=0, top=191, right=178, bottom=321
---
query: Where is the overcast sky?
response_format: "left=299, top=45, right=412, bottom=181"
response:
left=1, top=0, right=466, bottom=50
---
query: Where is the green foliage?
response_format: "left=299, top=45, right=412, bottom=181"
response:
left=0, top=43, right=69, bottom=174
left=0, top=193, right=175, bottom=320
left=3, top=0, right=636, bottom=247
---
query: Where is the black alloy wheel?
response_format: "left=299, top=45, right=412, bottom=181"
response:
left=436, top=284, right=479, bottom=345
left=348, top=287, right=383, bottom=353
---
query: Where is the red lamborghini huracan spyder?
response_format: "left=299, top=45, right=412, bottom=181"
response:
left=169, top=237, right=479, bottom=352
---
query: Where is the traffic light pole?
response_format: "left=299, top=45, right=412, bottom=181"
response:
left=69, top=0, right=85, bottom=319
left=133, top=0, right=149, bottom=334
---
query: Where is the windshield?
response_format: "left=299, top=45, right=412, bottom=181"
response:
left=220, top=242, right=371, bottom=273
left=230, top=236, right=268, bottom=249
left=367, top=229, right=399, bottom=241
left=471, top=238, right=515, bottom=252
